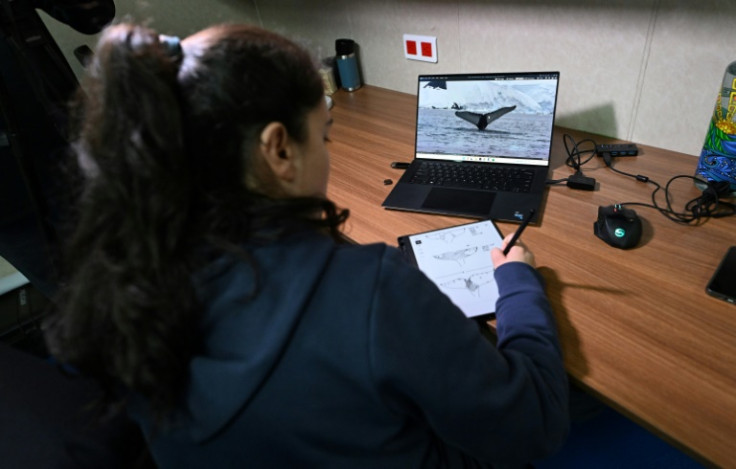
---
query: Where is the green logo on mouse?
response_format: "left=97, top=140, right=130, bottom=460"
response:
left=614, top=228, right=626, bottom=238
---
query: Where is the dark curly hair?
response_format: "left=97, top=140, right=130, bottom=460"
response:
left=44, top=23, right=347, bottom=422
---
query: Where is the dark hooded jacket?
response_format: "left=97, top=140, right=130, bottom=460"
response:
left=129, top=231, right=569, bottom=468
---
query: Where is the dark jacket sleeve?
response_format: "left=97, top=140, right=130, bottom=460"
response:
left=369, top=247, right=569, bottom=465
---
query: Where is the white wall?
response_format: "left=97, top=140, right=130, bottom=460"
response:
left=41, top=0, right=736, bottom=157
left=3, top=0, right=727, bottom=276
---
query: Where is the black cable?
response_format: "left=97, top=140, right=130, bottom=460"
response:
left=602, top=153, right=736, bottom=224
left=546, top=134, right=598, bottom=186
left=550, top=135, right=736, bottom=220
left=546, top=178, right=569, bottom=186
left=563, top=134, right=597, bottom=173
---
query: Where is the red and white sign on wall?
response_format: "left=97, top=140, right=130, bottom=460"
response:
left=403, top=34, right=437, bottom=63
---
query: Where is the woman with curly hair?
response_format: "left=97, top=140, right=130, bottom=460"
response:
left=45, top=22, right=569, bottom=468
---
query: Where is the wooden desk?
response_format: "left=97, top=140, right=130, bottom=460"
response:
left=326, top=86, right=736, bottom=467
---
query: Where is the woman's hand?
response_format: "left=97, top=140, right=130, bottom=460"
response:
left=491, top=233, right=536, bottom=269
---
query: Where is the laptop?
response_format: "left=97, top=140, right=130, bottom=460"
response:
left=382, top=71, right=560, bottom=223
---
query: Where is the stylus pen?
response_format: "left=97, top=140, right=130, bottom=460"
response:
left=502, top=209, right=535, bottom=256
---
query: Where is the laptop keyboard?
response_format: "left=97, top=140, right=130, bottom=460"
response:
left=408, top=161, right=535, bottom=193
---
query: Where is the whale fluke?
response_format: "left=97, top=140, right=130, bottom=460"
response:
left=424, top=79, right=447, bottom=90
left=455, top=105, right=517, bottom=130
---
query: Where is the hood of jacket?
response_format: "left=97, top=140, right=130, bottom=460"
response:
left=174, top=232, right=336, bottom=443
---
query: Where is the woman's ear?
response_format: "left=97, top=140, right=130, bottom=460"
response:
left=258, top=122, right=297, bottom=185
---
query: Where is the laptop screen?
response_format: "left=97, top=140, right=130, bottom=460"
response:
left=415, top=72, right=559, bottom=167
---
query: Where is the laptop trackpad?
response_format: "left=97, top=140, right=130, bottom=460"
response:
left=421, top=188, right=495, bottom=216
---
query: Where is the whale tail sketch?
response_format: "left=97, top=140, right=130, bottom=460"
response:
left=455, top=105, right=517, bottom=130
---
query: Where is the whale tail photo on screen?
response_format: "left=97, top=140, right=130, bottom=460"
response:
left=455, top=105, right=517, bottom=130
left=424, top=79, right=447, bottom=90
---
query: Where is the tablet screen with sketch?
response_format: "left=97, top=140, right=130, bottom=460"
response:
left=398, top=220, right=504, bottom=318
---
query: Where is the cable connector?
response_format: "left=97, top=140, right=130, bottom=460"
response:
left=602, top=152, right=613, bottom=167
left=567, top=172, right=596, bottom=191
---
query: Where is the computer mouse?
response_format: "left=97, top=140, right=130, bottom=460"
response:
left=593, top=204, right=642, bottom=249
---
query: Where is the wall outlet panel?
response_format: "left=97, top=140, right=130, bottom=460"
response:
left=403, top=34, right=437, bottom=63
